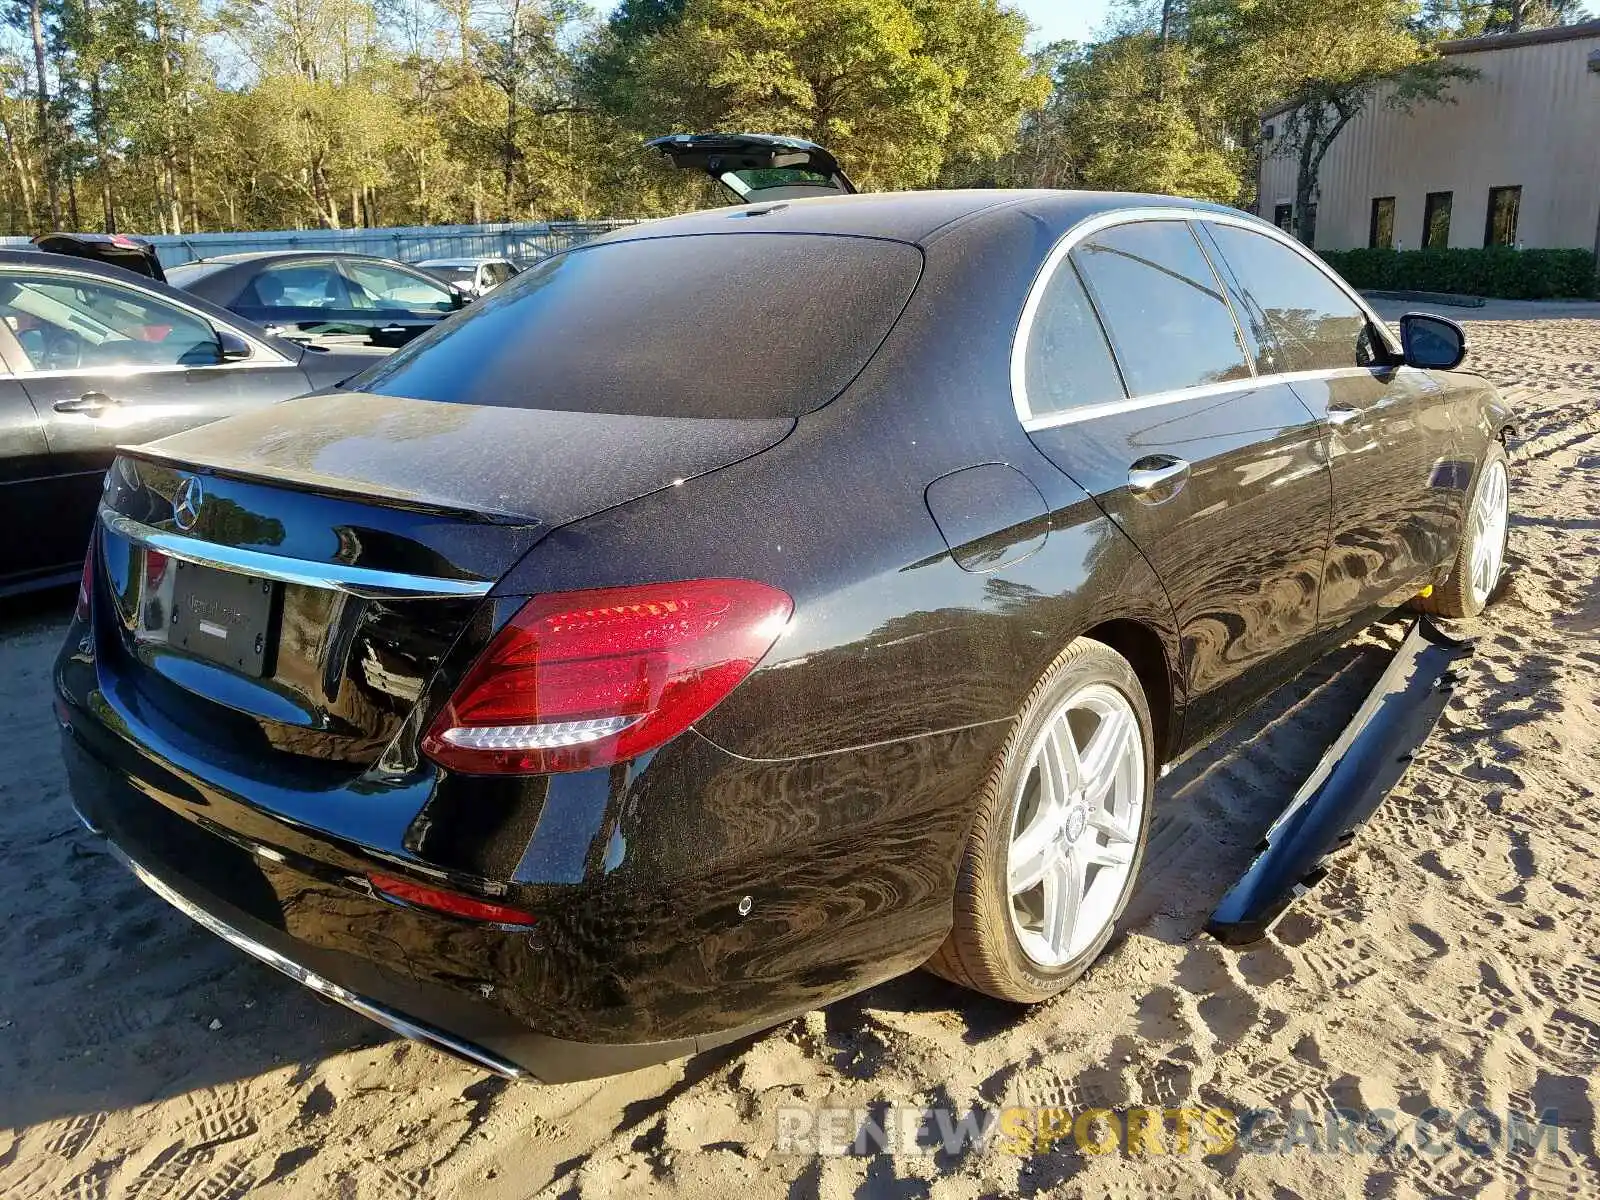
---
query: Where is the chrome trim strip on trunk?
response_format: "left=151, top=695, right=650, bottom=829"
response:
left=90, top=827, right=527, bottom=1080
left=99, top=507, right=495, bottom=600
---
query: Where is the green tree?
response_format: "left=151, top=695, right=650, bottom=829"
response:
left=1196, top=0, right=1474, bottom=244
left=1010, top=30, right=1242, bottom=201
left=598, top=0, right=1046, bottom=192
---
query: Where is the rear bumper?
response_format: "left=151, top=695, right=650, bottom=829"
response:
left=80, top=809, right=530, bottom=1079
left=55, top=598, right=985, bottom=1082
left=61, top=733, right=747, bottom=1082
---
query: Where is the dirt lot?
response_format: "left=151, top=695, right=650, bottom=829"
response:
left=3, top=307, right=1598, bottom=1199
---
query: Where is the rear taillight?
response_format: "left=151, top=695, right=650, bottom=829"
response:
left=75, top=541, right=95, bottom=620
left=421, top=579, right=792, bottom=775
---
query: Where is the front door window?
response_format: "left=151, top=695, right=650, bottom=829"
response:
left=0, top=272, right=220, bottom=372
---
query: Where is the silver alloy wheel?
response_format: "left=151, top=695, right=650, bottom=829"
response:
left=1468, top=459, right=1509, bottom=608
left=1006, top=682, right=1146, bottom=968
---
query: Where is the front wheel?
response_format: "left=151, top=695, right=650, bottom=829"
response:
left=926, top=639, right=1154, bottom=1003
left=1413, top=442, right=1510, bottom=619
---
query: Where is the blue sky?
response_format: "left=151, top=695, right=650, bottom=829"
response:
left=594, top=1, right=1118, bottom=47
left=1014, top=0, right=1117, bottom=45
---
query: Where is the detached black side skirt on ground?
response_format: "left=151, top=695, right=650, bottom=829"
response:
left=1207, top=617, right=1474, bottom=946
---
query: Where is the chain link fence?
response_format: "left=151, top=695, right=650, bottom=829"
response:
left=1, top=219, right=643, bottom=267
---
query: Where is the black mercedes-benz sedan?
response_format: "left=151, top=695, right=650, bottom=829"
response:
left=0, top=248, right=380, bottom=597
left=55, top=190, right=1514, bottom=1082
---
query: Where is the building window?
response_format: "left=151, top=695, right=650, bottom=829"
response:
left=1422, top=191, right=1453, bottom=249
left=1273, top=203, right=1293, bottom=232
left=1485, top=186, right=1521, bottom=247
left=1369, top=197, right=1396, bottom=249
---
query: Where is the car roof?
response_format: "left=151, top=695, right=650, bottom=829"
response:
left=592, top=189, right=1251, bottom=249
left=415, top=258, right=497, bottom=267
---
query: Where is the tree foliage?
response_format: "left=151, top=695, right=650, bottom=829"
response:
left=0, top=0, right=1582, bottom=234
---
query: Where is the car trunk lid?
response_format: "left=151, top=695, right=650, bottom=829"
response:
left=96, top=392, right=792, bottom=771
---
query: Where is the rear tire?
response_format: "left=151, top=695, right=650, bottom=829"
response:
left=926, top=638, right=1154, bottom=1003
left=1412, top=441, right=1510, bottom=619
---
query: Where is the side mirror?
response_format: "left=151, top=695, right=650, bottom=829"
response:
left=217, top=328, right=254, bottom=361
left=1399, top=313, right=1467, bottom=370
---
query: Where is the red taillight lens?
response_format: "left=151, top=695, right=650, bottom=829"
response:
left=368, top=873, right=536, bottom=926
left=421, top=579, right=793, bottom=774
left=75, top=541, right=95, bottom=620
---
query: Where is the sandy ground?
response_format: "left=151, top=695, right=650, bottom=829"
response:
left=2, top=305, right=1598, bottom=1199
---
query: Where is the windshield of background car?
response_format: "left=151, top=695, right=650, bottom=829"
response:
left=721, top=166, right=837, bottom=196
left=355, top=233, right=924, bottom=418
left=422, top=264, right=477, bottom=283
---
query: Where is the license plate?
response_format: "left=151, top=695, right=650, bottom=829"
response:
left=168, top=560, right=276, bottom=678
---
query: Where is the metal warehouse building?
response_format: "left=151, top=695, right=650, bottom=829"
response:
left=1257, top=20, right=1600, bottom=254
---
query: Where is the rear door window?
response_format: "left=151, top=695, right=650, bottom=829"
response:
left=1021, top=259, right=1126, bottom=418
left=1203, top=223, right=1375, bottom=374
left=247, top=262, right=350, bottom=309
left=356, top=234, right=924, bottom=419
left=0, top=272, right=219, bottom=370
left=1071, top=220, right=1251, bottom=397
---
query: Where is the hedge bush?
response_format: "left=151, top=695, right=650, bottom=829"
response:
left=1318, top=247, right=1599, bottom=300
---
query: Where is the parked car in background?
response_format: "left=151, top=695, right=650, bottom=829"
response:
left=412, top=257, right=520, bottom=299
left=167, top=251, right=463, bottom=350
left=57, top=189, right=1514, bottom=1082
left=0, top=248, right=374, bottom=596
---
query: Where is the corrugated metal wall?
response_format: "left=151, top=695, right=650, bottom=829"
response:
left=0, top=219, right=641, bottom=266
left=1259, top=30, right=1600, bottom=251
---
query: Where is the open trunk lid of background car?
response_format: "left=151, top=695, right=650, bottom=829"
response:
left=646, top=133, right=857, bottom=202
left=31, top=232, right=167, bottom=282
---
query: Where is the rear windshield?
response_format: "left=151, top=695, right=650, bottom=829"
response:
left=353, top=233, right=923, bottom=419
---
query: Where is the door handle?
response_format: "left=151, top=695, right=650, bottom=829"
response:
left=1127, top=455, right=1190, bottom=499
left=54, top=391, right=115, bottom=416
left=1325, top=405, right=1361, bottom=427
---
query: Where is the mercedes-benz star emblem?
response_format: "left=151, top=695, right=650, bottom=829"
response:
left=172, top=476, right=204, bottom=531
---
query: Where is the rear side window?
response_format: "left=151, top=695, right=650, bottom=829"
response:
left=357, top=234, right=923, bottom=419
left=1072, top=221, right=1251, bottom=397
left=247, top=262, right=350, bottom=309
left=1022, top=259, right=1125, bottom=418
left=1205, top=224, right=1371, bottom=374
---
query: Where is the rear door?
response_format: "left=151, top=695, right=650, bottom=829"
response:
left=1198, top=221, right=1461, bottom=629
left=0, top=265, right=309, bottom=575
left=1019, top=217, right=1332, bottom=745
